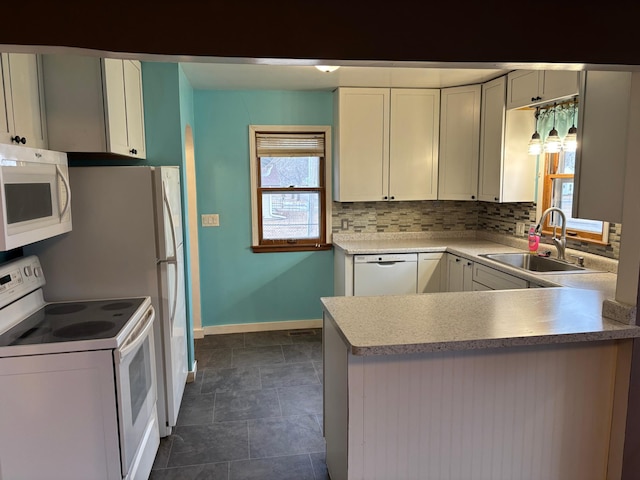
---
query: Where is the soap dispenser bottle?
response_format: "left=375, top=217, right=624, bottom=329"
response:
left=528, top=226, right=540, bottom=254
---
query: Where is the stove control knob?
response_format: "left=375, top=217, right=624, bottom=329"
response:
left=23, top=266, right=33, bottom=277
left=34, top=267, right=43, bottom=277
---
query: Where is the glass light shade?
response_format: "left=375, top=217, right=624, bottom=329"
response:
left=544, top=128, right=562, bottom=153
left=315, top=65, right=340, bottom=73
left=563, top=126, right=578, bottom=152
left=528, top=132, right=542, bottom=155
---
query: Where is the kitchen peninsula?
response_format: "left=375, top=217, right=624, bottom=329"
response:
left=322, top=233, right=640, bottom=480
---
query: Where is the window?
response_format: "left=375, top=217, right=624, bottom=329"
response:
left=540, top=150, right=608, bottom=243
left=249, top=126, right=332, bottom=252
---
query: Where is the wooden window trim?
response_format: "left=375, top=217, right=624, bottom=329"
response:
left=541, top=152, right=607, bottom=244
left=249, top=126, right=332, bottom=253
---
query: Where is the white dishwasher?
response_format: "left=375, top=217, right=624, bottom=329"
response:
left=353, top=253, right=418, bottom=296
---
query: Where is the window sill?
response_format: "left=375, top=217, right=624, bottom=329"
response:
left=540, top=230, right=609, bottom=246
left=252, top=243, right=333, bottom=253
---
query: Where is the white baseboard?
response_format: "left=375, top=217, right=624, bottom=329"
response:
left=187, top=360, right=197, bottom=383
left=202, top=319, right=322, bottom=335
left=193, top=328, right=205, bottom=339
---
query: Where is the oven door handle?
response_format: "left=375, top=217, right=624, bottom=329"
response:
left=116, top=306, right=155, bottom=364
left=56, top=165, right=71, bottom=219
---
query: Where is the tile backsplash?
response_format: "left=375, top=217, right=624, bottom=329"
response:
left=332, top=200, right=622, bottom=259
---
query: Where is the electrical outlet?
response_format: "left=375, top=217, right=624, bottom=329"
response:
left=341, top=219, right=349, bottom=230
left=516, top=222, right=525, bottom=236
left=202, top=214, right=220, bottom=227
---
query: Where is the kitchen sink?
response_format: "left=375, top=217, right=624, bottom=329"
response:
left=478, top=253, right=594, bottom=274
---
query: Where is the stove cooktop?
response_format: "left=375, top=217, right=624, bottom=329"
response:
left=0, top=298, right=147, bottom=347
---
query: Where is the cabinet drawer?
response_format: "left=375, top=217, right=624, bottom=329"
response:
left=473, top=263, right=528, bottom=290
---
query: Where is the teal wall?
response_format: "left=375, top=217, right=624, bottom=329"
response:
left=193, top=90, right=334, bottom=327
left=142, top=62, right=196, bottom=366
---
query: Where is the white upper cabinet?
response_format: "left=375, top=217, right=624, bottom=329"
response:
left=389, top=89, right=440, bottom=201
left=0, top=53, right=48, bottom=149
left=438, top=84, right=481, bottom=200
left=334, top=87, right=440, bottom=202
left=573, top=71, right=633, bottom=224
left=42, top=54, right=146, bottom=159
left=333, top=88, right=389, bottom=202
left=507, top=70, right=579, bottom=109
left=478, top=75, right=536, bottom=203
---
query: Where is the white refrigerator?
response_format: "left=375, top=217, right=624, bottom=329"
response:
left=25, top=165, right=188, bottom=438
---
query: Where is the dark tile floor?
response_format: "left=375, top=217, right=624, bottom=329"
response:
left=150, top=329, right=328, bottom=480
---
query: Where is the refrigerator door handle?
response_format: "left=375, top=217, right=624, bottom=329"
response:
left=162, top=182, right=179, bottom=324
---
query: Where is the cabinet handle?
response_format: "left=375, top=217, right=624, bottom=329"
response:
left=129, top=148, right=138, bottom=155
left=531, top=96, right=542, bottom=102
left=11, top=135, right=26, bottom=144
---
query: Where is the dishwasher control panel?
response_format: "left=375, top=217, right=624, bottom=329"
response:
left=354, top=253, right=418, bottom=263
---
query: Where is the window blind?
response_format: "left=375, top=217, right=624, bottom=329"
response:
left=256, top=133, right=325, bottom=157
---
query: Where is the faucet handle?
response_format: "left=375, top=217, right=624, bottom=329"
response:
left=568, top=254, right=585, bottom=267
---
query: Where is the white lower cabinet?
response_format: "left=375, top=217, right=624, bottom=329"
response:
left=472, top=263, right=529, bottom=290
left=417, top=252, right=444, bottom=293
left=446, top=253, right=474, bottom=292
left=336, top=248, right=537, bottom=296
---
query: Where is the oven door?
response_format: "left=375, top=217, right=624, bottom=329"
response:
left=114, top=305, right=158, bottom=477
left=0, top=157, right=71, bottom=249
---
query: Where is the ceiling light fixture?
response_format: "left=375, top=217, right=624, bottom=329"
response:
left=544, top=103, right=562, bottom=153
left=528, top=107, right=542, bottom=155
left=563, top=98, right=578, bottom=153
left=315, top=65, right=340, bottom=73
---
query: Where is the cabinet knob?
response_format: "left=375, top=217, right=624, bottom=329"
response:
left=467, top=262, right=472, bottom=266
left=11, top=135, right=26, bottom=144
left=471, top=195, right=476, bottom=200
left=129, top=148, right=138, bottom=155
left=455, top=258, right=461, bottom=262
left=390, top=196, right=395, bottom=200
left=383, top=196, right=388, bottom=200
left=494, top=197, right=499, bottom=201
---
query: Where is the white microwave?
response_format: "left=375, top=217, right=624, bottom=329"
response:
left=0, top=144, right=72, bottom=251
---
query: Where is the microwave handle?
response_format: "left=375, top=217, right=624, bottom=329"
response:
left=56, top=165, right=71, bottom=219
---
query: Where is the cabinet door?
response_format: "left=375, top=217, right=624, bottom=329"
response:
left=123, top=60, right=146, bottom=158
left=418, top=252, right=443, bottom=293
left=103, top=58, right=130, bottom=156
left=438, top=85, right=481, bottom=200
left=334, top=88, right=389, bottom=201
left=573, top=71, right=632, bottom=223
left=539, top=71, right=579, bottom=103
left=0, top=55, right=13, bottom=145
left=462, top=259, right=474, bottom=291
left=446, top=254, right=463, bottom=292
left=389, top=89, right=440, bottom=200
left=478, top=76, right=506, bottom=202
left=4, top=53, right=47, bottom=149
left=506, top=70, right=541, bottom=109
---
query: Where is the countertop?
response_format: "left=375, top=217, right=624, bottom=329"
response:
left=322, top=234, right=640, bottom=356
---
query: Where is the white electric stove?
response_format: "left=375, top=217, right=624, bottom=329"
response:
left=0, top=255, right=160, bottom=480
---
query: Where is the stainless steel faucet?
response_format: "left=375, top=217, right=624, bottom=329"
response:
left=535, top=207, right=567, bottom=261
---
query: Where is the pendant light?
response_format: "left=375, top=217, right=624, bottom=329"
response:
left=563, top=99, right=578, bottom=153
left=315, top=65, right=340, bottom=73
left=528, top=107, right=542, bottom=155
left=544, top=103, right=562, bottom=153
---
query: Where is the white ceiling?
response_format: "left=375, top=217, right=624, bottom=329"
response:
left=179, top=63, right=510, bottom=91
